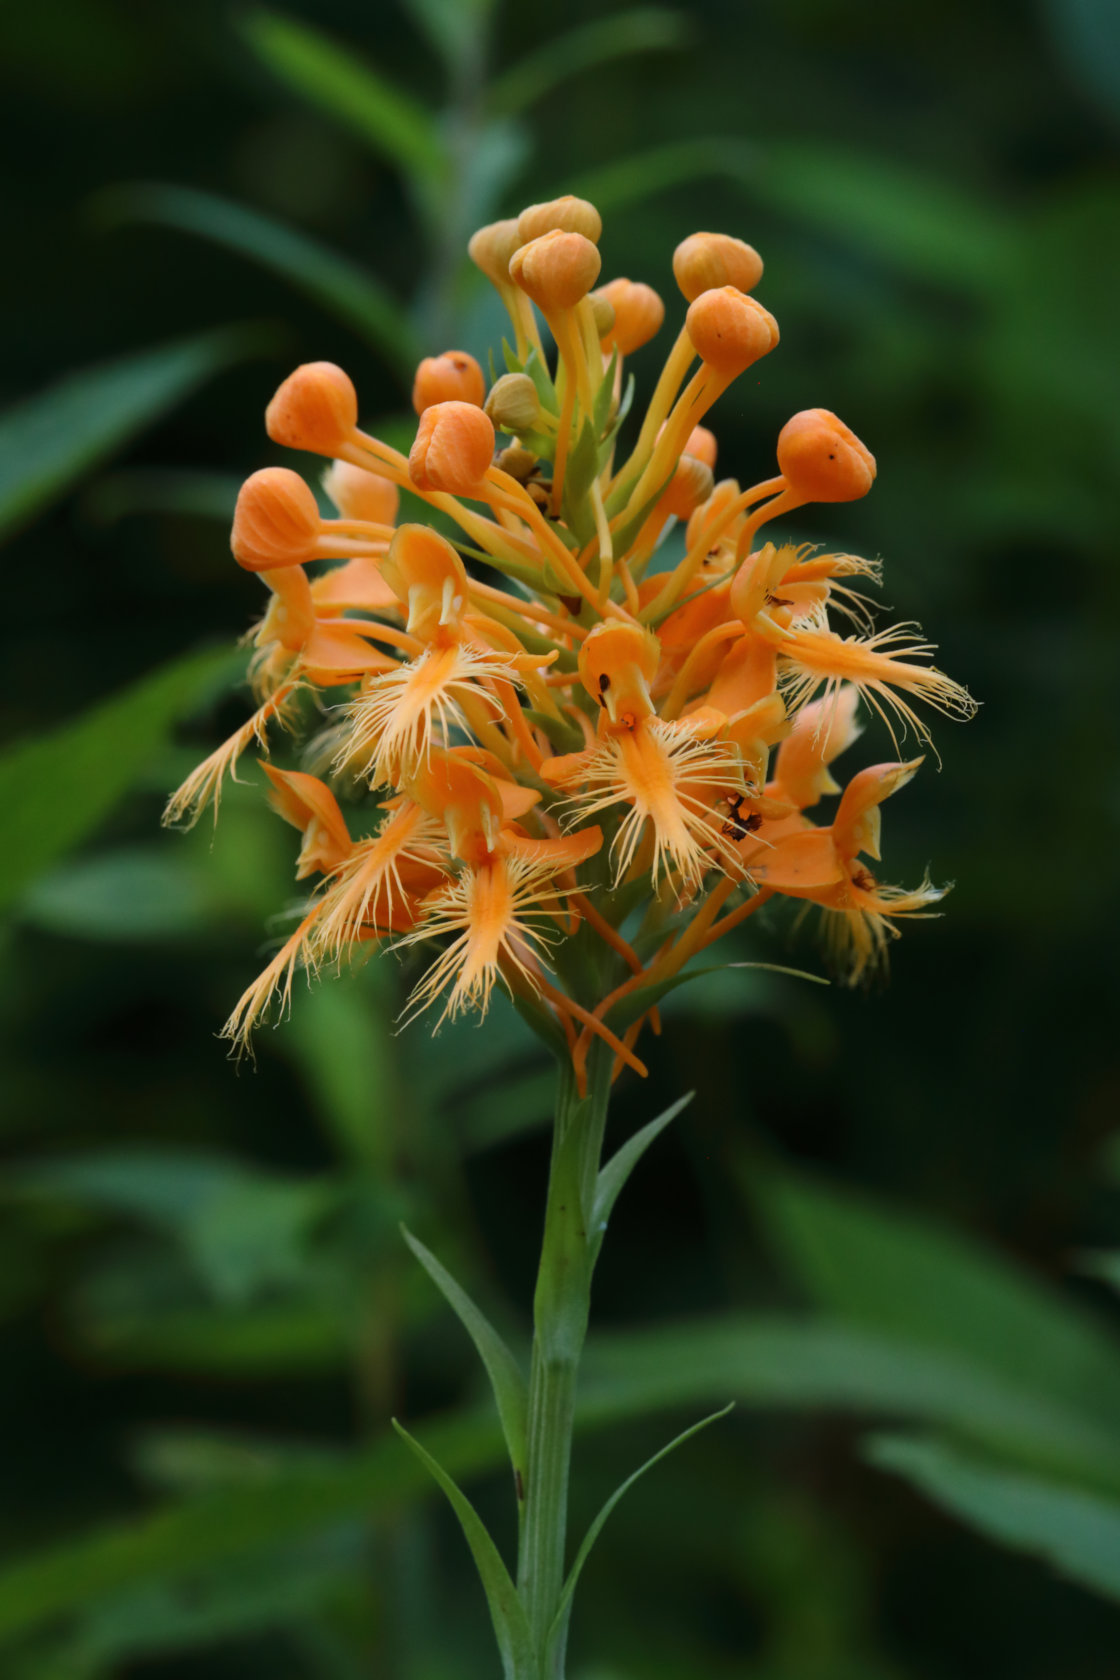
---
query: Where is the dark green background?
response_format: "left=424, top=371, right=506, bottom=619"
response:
left=2, top=1, right=1120, bottom=1675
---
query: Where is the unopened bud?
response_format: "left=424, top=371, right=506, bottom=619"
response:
left=685, top=478, right=742, bottom=553
left=495, top=444, right=538, bottom=481
left=231, top=467, right=320, bottom=571
left=409, top=401, right=495, bottom=496
left=321, top=460, right=399, bottom=525
left=594, top=278, right=665, bottom=356
left=686, top=287, right=779, bottom=377
left=518, top=194, right=602, bottom=245
left=660, top=454, right=715, bottom=521
left=589, top=294, right=616, bottom=339
left=776, top=409, right=876, bottom=503
left=673, top=232, right=764, bottom=302
left=265, top=362, right=357, bottom=457
left=509, top=230, right=602, bottom=312
left=412, top=350, right=486, bottom=416
left=485, top=372, right=541, bottom=434
left=684, top=425, right=717, bottom=468
left=467, top=219, right=523, bottom=287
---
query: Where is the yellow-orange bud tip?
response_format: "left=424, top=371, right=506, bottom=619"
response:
left=408, top=401, right=495, bottom=496
left=231, top=467, right=320, bottom=571
left=412, top=351, right=486, bottom=416
left=673, top=232, right=764, bottom=302
left=776, top=409, right=876, bottom=503
left=509, top=230, right=602, bottom=312
left=594, top=278, right=665, bottom=356
left=265, top=362, right=357, bottom=457
left=517, top=195, right=602, bottom=245
left=685, top=288, right=779, bottom=377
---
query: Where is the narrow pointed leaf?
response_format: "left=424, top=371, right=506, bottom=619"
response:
left=391, top=1421, right=533, bottom=1680
left=400, top=1226, right=528, bottom=1484
left=546, top=1403, right=734, bottom=1663
left=754, top=1165, right=1120, bottom=1436
left=592, top=349, right=619, bottom=439
left=490, top=9, right=690, bottom=117
left=561, top=419, right=603, bottom=540
left=591, top=1092, right=693, bottom=1258
left=240, top=10, right=446, bottom=193
left=0, top=331, right=250, bottom=542
left=0, top=646, right=240, bottom=913
left=97, top=184, right=418, bottom=377
left=867, top=1433, right=1120, bottom=1604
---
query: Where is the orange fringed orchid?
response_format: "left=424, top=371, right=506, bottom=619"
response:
left=166, top=192, right=975, bottom=1083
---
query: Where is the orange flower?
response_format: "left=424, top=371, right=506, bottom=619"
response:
left=744, top=758, right=946, bottom=983
left=170, top=193, right=973, bottom=1069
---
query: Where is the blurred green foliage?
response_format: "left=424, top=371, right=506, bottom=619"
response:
left=2, top=0, right=1120, bottom=1675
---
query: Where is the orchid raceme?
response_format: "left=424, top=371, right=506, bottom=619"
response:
left=165, top=194, right=977, bottom=1680
left=166, top=200, right=975, bottom=1084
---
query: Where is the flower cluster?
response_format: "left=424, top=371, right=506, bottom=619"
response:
left=167, top=195, right=975, bottom=1087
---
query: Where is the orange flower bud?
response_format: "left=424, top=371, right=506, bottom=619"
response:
left=231, top=467, right=320, bottom=571
left=265, top=362, right=357, bottom=456
left=589, top=293, right=616, bottom=339
left=685, top=287, right=779, bottom=377
left=408, top=400, right=495, bottom=496
left=509, top=230, right=602, bottom=312
left=412, top=350, right=486, bottom=416
left=684, top=425, right=717, bottom=468
left=594, top=278, right=665, bottom=356
left=484, top=372, right=541, bottom=434
left=518, top=194, right=602, bottom=245
left=776, top=409, right=876, bottom=503
left=685, top=477, right=742, bottom=554
left=467, top=219, right=523, bottom=287
left=321, top=460, right=399, bottom=525
left=660, top=454, right=715, bottom=521
left=673, top=232, right=764, bottom=301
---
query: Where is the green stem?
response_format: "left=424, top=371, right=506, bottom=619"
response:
left=517, top=1044, right=613, bottom=1676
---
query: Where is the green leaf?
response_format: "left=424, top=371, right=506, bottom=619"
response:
left=398, top=0, right=495, bottom=69
left=97, top=183, right=418, bottom=377
left=867, top=1433, right=1120, bottom=1605
left=566, top=139, right=1014, bottom=291
left=578, top=1316, right=1120, bottom=1493
left=18, top=846, right=218, bottom=942
left=400, top=1226, right=528, bottom=1488
left=0, top=332, right=250, bottom=543
left=590, top=1092, right=693, bottom=1260
left=1073, top=1249, right=1120, bottom=1296
left=490, top=9, right=690, bottom=117
left=390, top=1421, right=533, bottom=1680
left=0, top=1405, right=506, bottom=1645
left=284, top=968, right=399, bottom=1170
left=752, top=141, right=1016, bottom=292
left=83, top=468, right=241, bottom=525
left=520, top=346, right=560, bottom=416
left=561, top=419, right=603, bottom=542
left=10, top=1148, right=336, bottom=1307
left=240, top=10, right=446, bottom=200
left=592, top=349, right=619, bottom=440
left=0, top=645, right=240, bottom=913
left=546, top=1403, right=733, bottom=1667
left=7, top=1313, right=1120, bottom=1647
left=754, top=1165, right=1120, bottom=1443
